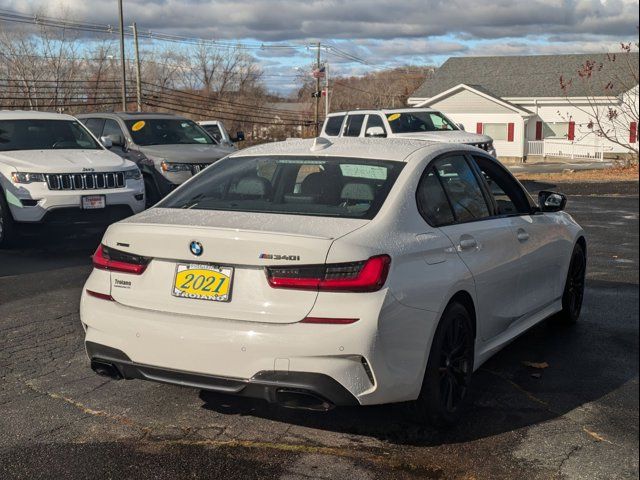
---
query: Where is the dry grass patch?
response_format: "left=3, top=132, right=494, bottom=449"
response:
left=515, top=163, right=639, bottom=183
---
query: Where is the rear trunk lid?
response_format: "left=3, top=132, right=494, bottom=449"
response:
left=103, top=208, right=368, bottom=324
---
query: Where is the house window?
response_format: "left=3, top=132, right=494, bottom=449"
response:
left=483, top=123, right=509, bottom=141
left=543, top=122, right=570, bottom=139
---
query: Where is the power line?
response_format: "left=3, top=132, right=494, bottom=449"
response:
left=0, top=9, right=306, bottom=52
left=0, top=77, right=310, bottom=120
left=141, top=99, right=310, bottom=127
left=141, top=87, right=310, bottom=123
left=140, top=81, right=310, bottom=119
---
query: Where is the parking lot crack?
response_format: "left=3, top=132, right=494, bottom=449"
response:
left=555, top=444, right=583, bottom=479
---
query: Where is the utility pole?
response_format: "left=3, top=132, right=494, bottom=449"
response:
left=314, top=41, right=321, bottom=136
left=324, top=60, right=330, bottom=116
left=132, top=22, right=142, bottom=112
left=118, top=0, right=127, bottom=111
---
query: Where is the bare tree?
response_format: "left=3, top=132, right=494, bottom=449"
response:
left=560, top=43, right=639, bottom=157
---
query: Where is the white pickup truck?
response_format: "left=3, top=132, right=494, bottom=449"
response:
left=198, top=120, right=245, bottom=150
left=321, top=108, right=496, bottom=156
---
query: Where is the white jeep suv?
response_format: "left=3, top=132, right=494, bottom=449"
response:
left=322, top=108, right=496, bottom=156
left=0, top=111, right=145, bottom=247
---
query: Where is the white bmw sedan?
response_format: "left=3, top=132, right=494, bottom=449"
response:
left=80, top=137, right=586, bottom=426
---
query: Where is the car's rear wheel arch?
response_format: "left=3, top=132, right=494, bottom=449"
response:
left=447, top=290, right=477, bottom=341
left=576, top=236, right=587, bottom=258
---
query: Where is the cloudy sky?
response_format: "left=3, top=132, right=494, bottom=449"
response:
left=1, top=0, right=638, bottom=93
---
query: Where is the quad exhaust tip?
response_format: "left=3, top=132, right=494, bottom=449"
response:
left=91, top=359, right=123, bottom=380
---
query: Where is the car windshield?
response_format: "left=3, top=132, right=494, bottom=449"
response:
left=387, top=111, right=458, bottom=134
left=0, top=119, right=101, bottom=152
left=124, top=118, right=215, bottom=146
left=158, top=155, right=405, bottom=220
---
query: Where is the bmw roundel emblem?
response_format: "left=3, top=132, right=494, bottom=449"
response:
left=189, top=241, right=203, bottom=256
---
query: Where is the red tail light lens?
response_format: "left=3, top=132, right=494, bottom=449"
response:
left=92, top=244, right=150, bottom=275
left=266, top=255, right=391, bottom=292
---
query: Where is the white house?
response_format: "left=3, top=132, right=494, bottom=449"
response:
left=408, top=53, right=639, bottom=163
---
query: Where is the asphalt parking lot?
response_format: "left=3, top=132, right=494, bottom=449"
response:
left=0, top=180, right=638, bottom=480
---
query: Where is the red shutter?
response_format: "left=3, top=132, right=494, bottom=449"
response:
left=476, top=122, right=483, bottom=134
left=507, top=123, right=515, bottom=142
left=630, top=122, right=638, bottom=143
left=535, top=121, right=543, bottom=140
left=568, top=121, right=575, bottom=140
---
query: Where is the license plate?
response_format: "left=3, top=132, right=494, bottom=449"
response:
left=82, top=195, right=106, bottom=210
left=172, top=264, right=233, bottom=302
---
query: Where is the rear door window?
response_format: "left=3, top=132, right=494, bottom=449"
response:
left=433, top=156, right=490, bottom=223
left=343, top=115, right=365, bottom=137
left=159, top=156, right=405, bottom=220
left=417, top=167, right=455, bottom=226
left=324, top=116, right=344, bottom=136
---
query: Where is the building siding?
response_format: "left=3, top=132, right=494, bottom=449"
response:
left=429, top=89, right=514, bottom=114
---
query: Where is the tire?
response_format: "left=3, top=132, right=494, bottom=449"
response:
left=0, top=189, right=18, bottom=249
left=144, top=175, right=161, bottom=208
left=412, top=302, right=475, bottom=427
left=557, top=243, right=586, bottom=324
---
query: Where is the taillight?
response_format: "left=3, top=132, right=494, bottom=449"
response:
left=92, top=244, right=150, bottom=275
left=266, top=255, right=391, bottom=292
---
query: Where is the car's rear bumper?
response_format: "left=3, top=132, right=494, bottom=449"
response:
left=86, top=341, right=358, bottom=410
left=80, top=285, right=439, bottom=406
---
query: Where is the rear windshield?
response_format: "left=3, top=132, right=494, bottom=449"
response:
left=0, top=119, right=101, bottom=151
left=124, top=118, right=215, bottom=146
left=158, top=155, right=405, bottom=220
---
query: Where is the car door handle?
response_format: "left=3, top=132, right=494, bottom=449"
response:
left=517, top=228, right=530, bottom=242
left=458, top=237, right=478, bottom=250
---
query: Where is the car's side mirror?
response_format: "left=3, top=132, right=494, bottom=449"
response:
left=539, top=191, right=567, bottom=212
left=106, top=134, right=125, bottom=147
left=233, top=131, right=245, bottom=142
left=100, top=136, right=113, bottom=149
left=365, top=126, right=386, bottom=137
left=457, top=123, right=465, bottom=131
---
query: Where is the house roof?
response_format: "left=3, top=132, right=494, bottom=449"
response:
left=411, top=52, right=639, bottom=99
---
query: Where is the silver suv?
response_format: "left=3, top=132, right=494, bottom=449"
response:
left=77, top=112, right=235, bottom=205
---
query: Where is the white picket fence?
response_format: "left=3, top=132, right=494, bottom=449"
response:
left=526, top=140, right=605, bottom=161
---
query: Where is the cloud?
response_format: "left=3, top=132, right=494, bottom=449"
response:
left=1, top=0, right=637, bottom=94
left=2, top=0, right=638, bottom=42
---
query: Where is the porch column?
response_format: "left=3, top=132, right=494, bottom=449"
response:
left=521, top=116, right=528, bottom=163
